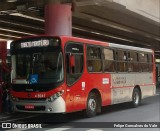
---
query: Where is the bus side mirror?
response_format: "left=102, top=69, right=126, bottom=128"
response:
left=69, top=54, right=75, bottom=73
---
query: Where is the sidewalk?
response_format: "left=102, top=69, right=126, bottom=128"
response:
left=0, top=112, right=13, bottom=122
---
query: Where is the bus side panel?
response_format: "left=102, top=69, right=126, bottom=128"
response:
left=65, top=73, right=112, bottom=113
left=65, top=74, right=88, bottom=113
left=135, top=73, right=156, bottom=98
left=101, top=73, right=112, bottom=106
left=111, top=73, right=155, bottom=105
left=111, top=73, right=131, bottom=104
left=84, top=73, right=112, bottom=107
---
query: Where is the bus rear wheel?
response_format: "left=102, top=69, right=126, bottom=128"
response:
left=86, top=92, right=97, bottom=117
left=131, top=88, right=141, bottom=107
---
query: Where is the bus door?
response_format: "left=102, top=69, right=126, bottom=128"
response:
left=65, top=42, right=85, bottom=112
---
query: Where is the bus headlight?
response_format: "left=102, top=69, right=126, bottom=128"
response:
left=47, top=90, right=64, bottom=102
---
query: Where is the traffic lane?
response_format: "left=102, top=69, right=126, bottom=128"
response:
left=39, top=95, right=159, bottom=131
left=0, top=113, right=41, bottom=122
left=1, top=94, right=159, bottom=125
left=26, top=95, right=159, bottom=123
left=76, top=94, right=160, bottom=122
left=4, top=94, right=158, bottom=128
left=44, top=95, right=159, bottom=129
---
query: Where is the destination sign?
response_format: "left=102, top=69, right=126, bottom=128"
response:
left=10, top=37, right=61, bottom=53
left=21, top=40, right=49, bottom=48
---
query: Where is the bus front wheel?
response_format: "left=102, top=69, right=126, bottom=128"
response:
left=131, top=88, right=141, bottom=107
left=86, top=92, right=97, bottom=117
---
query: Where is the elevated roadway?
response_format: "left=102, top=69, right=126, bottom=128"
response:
left=0, top=0, right=159, bottom=57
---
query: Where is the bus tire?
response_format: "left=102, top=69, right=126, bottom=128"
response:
left=131, top=88, right=141, bottom=108
left=86, top=92, right=97, bottom=117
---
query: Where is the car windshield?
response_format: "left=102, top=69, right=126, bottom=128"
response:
left=11, top=51, right=64, bottom=84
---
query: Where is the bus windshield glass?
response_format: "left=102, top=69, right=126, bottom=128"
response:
left=11, top=37, right=64, bottom=84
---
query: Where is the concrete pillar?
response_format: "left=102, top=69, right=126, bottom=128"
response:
left=45, top=2, right=72, bottom=36
left=0, top=41, right=9, bottom=71
left=0, top=41, right=7, bottom=113
left=0, top=41, right=7, bottom=66
left=0, top=84, right=2, bottom=113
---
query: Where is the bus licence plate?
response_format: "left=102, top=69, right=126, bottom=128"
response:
left=25, top=105, right=35, bottom=109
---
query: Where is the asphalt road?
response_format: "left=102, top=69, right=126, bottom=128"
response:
left=0, top=92, right=159, bottom=131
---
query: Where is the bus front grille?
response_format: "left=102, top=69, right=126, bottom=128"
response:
left=18, top=98, right=46, bottom=102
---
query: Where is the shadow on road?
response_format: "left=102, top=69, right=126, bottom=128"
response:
left=21, top=102, right=143, bottom=123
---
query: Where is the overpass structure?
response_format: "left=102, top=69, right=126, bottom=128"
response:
left=0, top=0, right=160, bottom=58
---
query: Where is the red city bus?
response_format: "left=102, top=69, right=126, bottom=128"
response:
left=10, top=36, right=156, bottom=117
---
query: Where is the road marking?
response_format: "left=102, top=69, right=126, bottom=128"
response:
left=1, top=114, right=40, bottom=122
left=5, top=128, right=27, bottom=131
left=0, top=116, right=11, bottom=119
left=87, top=129, right=103, bottom=131
left=46, top=128, right=70, bottom=131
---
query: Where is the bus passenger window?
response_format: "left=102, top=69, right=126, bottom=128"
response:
left=138, top=53, right=149, bottom=72
left=104, top=48, right=115, bottom=72
left=116, top=50, right=127, bottom=72
left=87, top=46, right=102, bottom=72
left=128, top=51, right=138, bottom=72
left=148, top=54, right=153, bottom=72
left=88, top=60, right=94, bottom=72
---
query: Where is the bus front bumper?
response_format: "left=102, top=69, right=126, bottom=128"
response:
left=11, top=96, right=66, bottom=113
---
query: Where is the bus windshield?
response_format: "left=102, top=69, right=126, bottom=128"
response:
left=11, top=37, right=64, bottom=84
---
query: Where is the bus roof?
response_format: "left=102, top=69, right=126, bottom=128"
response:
left=11, top=35, right=153, bottom=53
left=61, top=36, right=153, bottom=53
left=108, top=42, right=152, bottom=53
